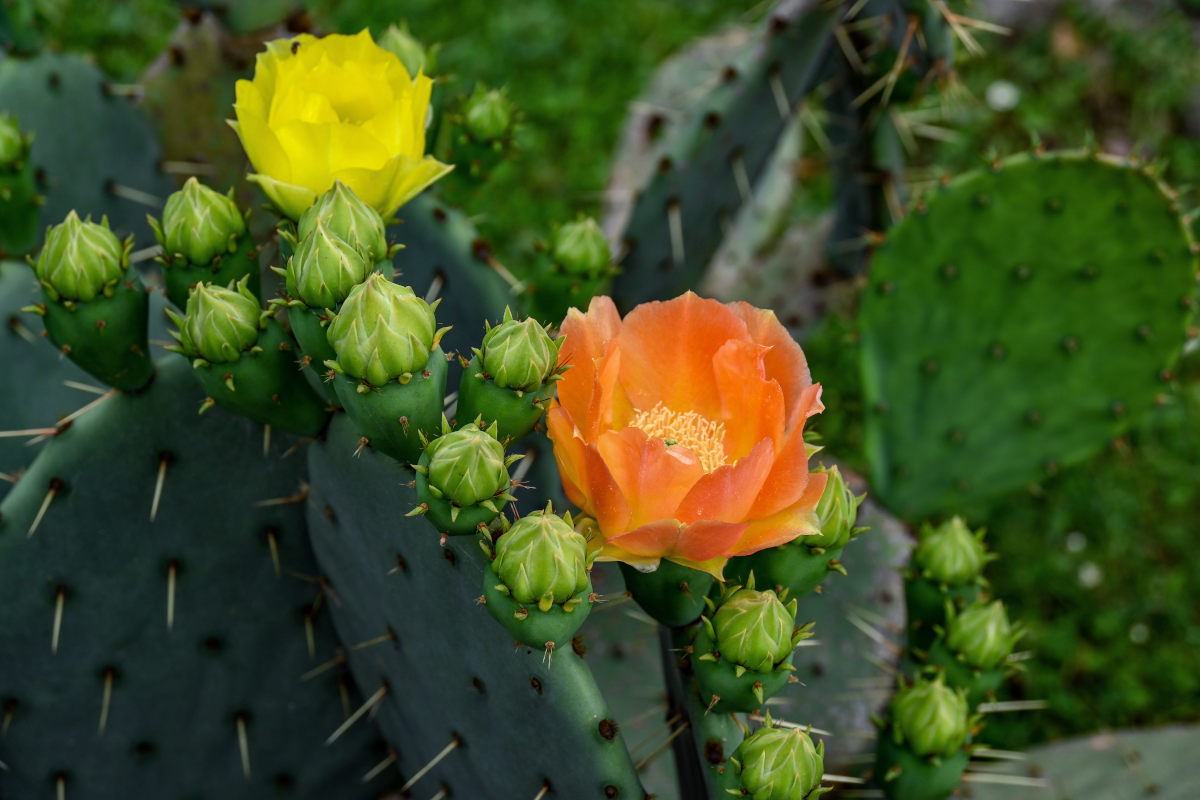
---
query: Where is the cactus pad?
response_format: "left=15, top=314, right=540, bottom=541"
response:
left=859, top=151, right=1198, bottom=519
left=0, top=358, right=388, bottom=798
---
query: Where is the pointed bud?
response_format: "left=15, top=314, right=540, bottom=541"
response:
left=327, top=272, right=438, bottom=384
left=551, top=216, right=610, bottom=276
left=35, top=211, right=128, bottom=302
left=425, top=422, right=509, bottom=507
left=712, top=588, right=796, bottom=672
left=286, top=219, right=373, bottom=309
left=946, top=600, right=1021, bottom=670
left=481, top=308, right=560, bottom=391
left=735, top=722, right=828, bottom=800
left=912, top=517, right=990, bottom=586
left=158, top=177, right=246, bottom=266
left=169, top=277, right=261, bottom=363
left=492, top=509, right=589, bottom=605
left=463, top=85, right=514, bottom=143
left=0, top=113, right=24, bottom=165
left=891, top=676, right=970, bottom=759
left=805, top=465, right=863, bottom=549
left=297, top=180, right=389, bottom=262
left=377, top=24, right=436, bottom=77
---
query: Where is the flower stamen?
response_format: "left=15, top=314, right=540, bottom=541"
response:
left=632, top=403, right=726, bottom=472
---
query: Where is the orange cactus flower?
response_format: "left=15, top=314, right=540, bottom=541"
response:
left=546, top=292, right=827, bottom=578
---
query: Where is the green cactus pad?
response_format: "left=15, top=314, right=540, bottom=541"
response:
left=306, top=414, right=646, bottom=798
left=0, top=358, right=389, bottom=797
left=860, top=150, right=1199, bottom=519
left=0, top=53, right=174, bottom=243
left=608, top=2, right=839, bottom=309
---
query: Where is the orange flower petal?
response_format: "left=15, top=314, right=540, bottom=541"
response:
left=617, top=292, right=750, bottom=419
left=748, top=387, right=823, bottom=518
left=727, top=302, right=814, bottom=426
left=713, top=338, right=784, bottom=462
left=546, top=407, right=590, bottom=511
left=557, top=297, right=623, bottom=439
left=675, top=438, right=774, bottom=524
left=594, top=427, right=706, bottom=531
left=729, top=489, right=826, bottom=557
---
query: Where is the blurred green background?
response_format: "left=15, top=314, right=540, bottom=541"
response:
left=15, top=0, right=1200, bottom=750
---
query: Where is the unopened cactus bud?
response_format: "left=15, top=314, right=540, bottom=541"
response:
left=891, top=676, right=970, bottom=759
left=913, top=517, right=990, bottom=586
left=552, top=216, right=610, bottom=276
left=0, top=114, right=23, bottom=165
left=805, top=465, right=864, bottom=550
left=492, top=509, right=589, bottom=610
left=157, top=177, right=246, bottom=267
left=326, top=272, right=444, bottom=385
left=946, top=600, right=1022, bottom=670
left=463, top=85, right=514, bottom=143
left=297, top=180, right=389, bottom=263
left=425, top=422, right=509, bottom=507
left=34, top=211, right=129, bottom=302
left=286, top=219, right=373, bottom=310
left=168, top=277, right=261, bottom=364
left=480, top=307, right=560, bottom=392
left=712, top=587, right=797, bottom=672
left=377, top=23, right=436, bottom=77
left=734, top=718, right=829, bottom=800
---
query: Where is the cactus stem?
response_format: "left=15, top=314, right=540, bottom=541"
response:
left=399, top=733, right=461, bottom=792
left=149, top=452, right=172, bottom=522
left=235, top=711, right=251, bottom=778
left=166, top=561, right=178, bottom=631
left=299, top=652, right=346, bottom=683
left=97, top=666, right=115, bottom=735
left=27, top=477, right=63, bottom=538
left=51, top=586, right=65, bottom=654
left=326, top=682, right=389, bottom=746
left=360, top=748, right=399, bottom=784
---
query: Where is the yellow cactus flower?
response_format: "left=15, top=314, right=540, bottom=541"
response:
left=229, top=30, right=452, bottom=221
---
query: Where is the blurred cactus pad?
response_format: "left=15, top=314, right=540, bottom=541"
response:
left=2, top=1, right=1200, bottom=799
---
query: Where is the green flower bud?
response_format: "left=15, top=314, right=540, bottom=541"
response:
left=463, top=85, right=514, bottom=142
left=805, top=465, right=863, bottom=549
left=425, top=422, right=509, bottom=507
left=168, top=277, right=262, bottom=363
left=286, top=219, right=373, bottom=309
left=35, top=211, right=128, bottom=302
left=0, top=114, right=24, bottom=165
left=735, top=720, right=828, bottom=800
left=377, top=23, right=436, bottom=77
left=946, top=600, right=1021, bottom=670
left=912, top=517, right=990, bottom=586
left=326, top=272, right=440, bottom=385
left=479, top=307, right=560, bottom=391
left=552, top=216, right=610, bottom=276
left=891, top=677, right=970, bottom=759
left=492, top=510, right=589, bottom=609
left=712, top=588, right=796, bottom=672
left=158, top=177, right=246, bottom=266
left=298, top=180, right=389, bottom=262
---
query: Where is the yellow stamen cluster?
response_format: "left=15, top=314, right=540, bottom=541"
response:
left=632, top=403, right=726, bottom=473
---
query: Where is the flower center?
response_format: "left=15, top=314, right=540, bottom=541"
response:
left=631, top=403, right=726, bottom=472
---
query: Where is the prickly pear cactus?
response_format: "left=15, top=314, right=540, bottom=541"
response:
left=859, top=150, right=1199, bottom=519
left=305, top=414, right=646, bottom=799
left=0, top=53, right=175, bottom=243
left=0, top=358, right=390, bottom=797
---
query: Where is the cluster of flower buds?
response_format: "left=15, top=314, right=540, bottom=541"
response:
left=874, top=675, right=974, bottom=800
left=0, top=113, right=38, bottom=254
left=724, top=714, right=830, bottom=800
left=905, top=517, right=996, bottom=650
left=412, top=416, right=522, bottom=535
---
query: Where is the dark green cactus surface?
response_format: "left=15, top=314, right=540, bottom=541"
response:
left=305, top=413, right=647, bottom=799
left=859, top=151, right=1199, bottom=519
left=609, top=0, right=839, bottom=310
left=0, top=358, right=390, bottom=798
left=0, top=53, right=175, bottom=243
